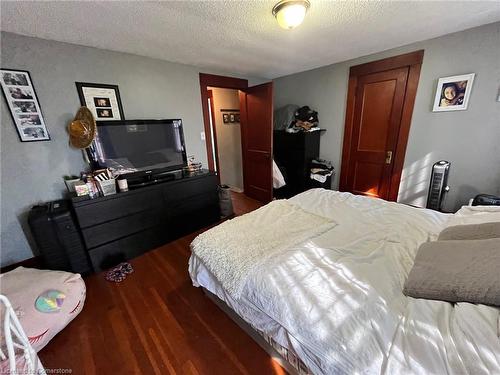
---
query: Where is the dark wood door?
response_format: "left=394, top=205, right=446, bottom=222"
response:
left=347, top=67, right=408, bottom=198
left=340, top=51, right=423, bottom=201
left=240, top=82, right=273, bottom=203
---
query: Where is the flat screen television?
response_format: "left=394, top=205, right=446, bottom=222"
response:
left=94, top=119, right=187, bottom=178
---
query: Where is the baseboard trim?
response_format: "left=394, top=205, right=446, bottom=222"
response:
left=229, top=187, right=244, bottom=193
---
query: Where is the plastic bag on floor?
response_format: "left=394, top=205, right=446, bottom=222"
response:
left=218, top=185, right=234, bottom=218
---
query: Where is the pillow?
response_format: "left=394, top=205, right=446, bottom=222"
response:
left=403, top=238, right=500, bottom=306
left=0, top=267, right=86, bottom=352
left=438, top=222, right=500, bottom=241
left=447, top=205, right=500, bottom=226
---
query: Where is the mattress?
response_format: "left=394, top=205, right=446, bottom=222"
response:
left=189, top=189, right=500, bottom=374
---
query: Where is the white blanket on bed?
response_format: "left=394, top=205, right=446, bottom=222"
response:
left=190, top=200, right=335, bottom=298
left=189, top=189, right=500, bottom=375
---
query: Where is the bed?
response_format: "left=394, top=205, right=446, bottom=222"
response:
left=189, top=189, right=500, bottom=374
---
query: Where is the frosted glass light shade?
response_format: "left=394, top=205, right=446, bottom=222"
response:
left=273, top=0, right=310, bottom=30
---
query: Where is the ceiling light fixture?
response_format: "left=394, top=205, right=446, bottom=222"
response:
left=272, top=0, right=310, bottom=30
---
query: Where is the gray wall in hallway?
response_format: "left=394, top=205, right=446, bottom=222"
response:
left=210, top=87, right=244, bottom=191
left=0, top=32, right=264, bottom=266
left=273, top=22, right=500, bottom=211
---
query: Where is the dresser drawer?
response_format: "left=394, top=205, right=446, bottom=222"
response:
left=163, top=175, right=218, bottom=203
left=73, top=189, right=163, bottom=228
left=81, top=208, right=166, bottom=249
left=88, top=225, right=168, bottom=272
left=168, top=200, right=220, bottom=239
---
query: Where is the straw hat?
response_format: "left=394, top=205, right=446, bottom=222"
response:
left=68, top=107, right=96, bottom=149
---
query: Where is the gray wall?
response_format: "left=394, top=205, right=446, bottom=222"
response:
left=0, top=32, right=263, bottom=266
left=210, top=87, right=244, bottom=191
left=274, top=22, right=500, bottom=211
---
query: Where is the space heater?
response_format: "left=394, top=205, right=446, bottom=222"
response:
left=426, top=161, right=450, bottom=211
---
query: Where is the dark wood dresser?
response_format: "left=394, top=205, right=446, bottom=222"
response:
left=71, top=171, right=219, bottom=272
left=273, top=130, right=328, bottom=198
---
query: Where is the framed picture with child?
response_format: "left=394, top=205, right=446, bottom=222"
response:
left=432, top=73, right=475, bottom=112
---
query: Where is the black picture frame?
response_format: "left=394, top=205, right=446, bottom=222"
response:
left=75, top=82, right=125, bottom=121
left=0, top=68, right=51, bottom=142
left=220, top=109, right=240, bottom=125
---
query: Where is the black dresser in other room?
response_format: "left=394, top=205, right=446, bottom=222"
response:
left=273, top=130, right=329, bottom=198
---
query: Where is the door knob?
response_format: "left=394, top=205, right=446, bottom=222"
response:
left=385, top=151, right=393, bottom=164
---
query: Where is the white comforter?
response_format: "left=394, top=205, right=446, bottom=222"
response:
left=189, top=189, right=500, bottom=374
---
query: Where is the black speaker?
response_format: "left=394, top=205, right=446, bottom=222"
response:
left=28, top=200, right=92, bottom=275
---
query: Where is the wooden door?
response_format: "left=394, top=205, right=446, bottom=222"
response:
left=340, top=51, right=423, bottom=201
left=240, top=82, right=273, bottom=203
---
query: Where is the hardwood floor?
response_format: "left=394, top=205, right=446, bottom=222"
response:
left=230, top=191, right=262, bottom=216
left=39, top=193, right=276, bottom=375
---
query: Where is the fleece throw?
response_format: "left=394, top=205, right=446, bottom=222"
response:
left=190, top=200, right=335, bottom=298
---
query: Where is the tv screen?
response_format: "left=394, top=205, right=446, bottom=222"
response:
left=94, top=119, right=187, bottom=175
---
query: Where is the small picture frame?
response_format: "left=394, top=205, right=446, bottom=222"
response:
left=75, top=82, right=125, bottom=120
left=221, top=109, right=240, bottom=124
left=432, top=73, right=475, bottom=112
left=0, top=69, right=50, bottom=142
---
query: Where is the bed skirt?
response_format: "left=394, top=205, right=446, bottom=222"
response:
left=202, top=288, right=311, bottom=375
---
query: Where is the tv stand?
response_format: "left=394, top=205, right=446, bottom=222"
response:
left=71, top=170, right=219, bottom=272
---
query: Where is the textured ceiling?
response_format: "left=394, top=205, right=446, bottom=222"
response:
left=1, top=1, right=499, bottom=79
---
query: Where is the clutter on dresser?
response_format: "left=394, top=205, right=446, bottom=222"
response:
left=308, top=158, right=334, bottom=190
left=183, top=155, right=203, bottom=174
left=117, top=176, right=129, bottom=192
left=310, top=159, right=334, bottom=184
left=70, top=168, right=117, bottom=198
left=310, top=159, right=335, bottom=183
left=274, top=104, right=299, bottom=130
left=63, top=175, right=80, bottom=193
left=88, top=169, right=116, bottom=197
left=274, top=104, right=321, bottom=133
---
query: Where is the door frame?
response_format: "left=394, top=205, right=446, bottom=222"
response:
left=206, top=89, right=221, bottom=182
left=199, top=73, right=248, bottom=172
left=339, top=50, right=424, bottom=201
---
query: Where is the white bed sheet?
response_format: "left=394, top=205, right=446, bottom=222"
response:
left=189, top=189, right=500, bottom=375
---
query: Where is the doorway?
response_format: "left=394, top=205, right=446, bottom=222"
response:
left=339, top=50, right=424, bottom=201
left=207, top=87, right=244, bottom=192
left=199, top=73, right=274, bottom=203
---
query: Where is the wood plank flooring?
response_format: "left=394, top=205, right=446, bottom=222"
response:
left=39, top=193, right=281, bottom=375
